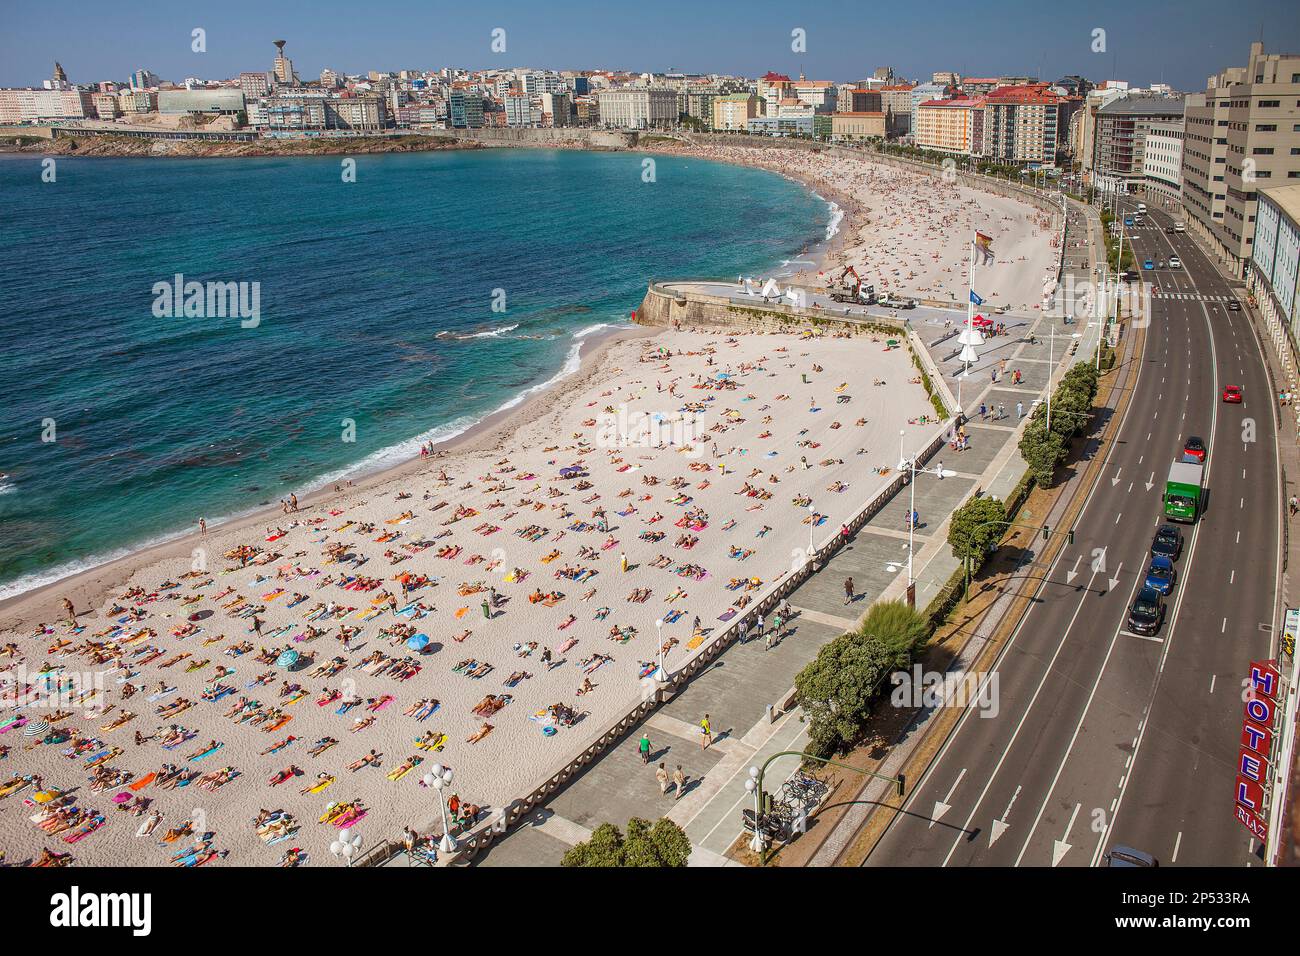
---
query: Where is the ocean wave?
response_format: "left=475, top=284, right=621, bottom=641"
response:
left=822, top=199, right=844, bottom=242
left=435, top=323, right=520, bottom=340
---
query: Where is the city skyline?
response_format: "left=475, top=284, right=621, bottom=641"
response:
left=3, top=0, right=1298, bottom=92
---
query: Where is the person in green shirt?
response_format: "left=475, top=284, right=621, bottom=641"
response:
left=639, top=733, right=651, bottom=764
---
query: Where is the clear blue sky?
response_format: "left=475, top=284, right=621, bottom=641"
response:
left=2, top=0, right=1297, bottom=92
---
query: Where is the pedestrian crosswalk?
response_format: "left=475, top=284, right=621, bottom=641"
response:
left=1150, top=291, right=1235, bottom=301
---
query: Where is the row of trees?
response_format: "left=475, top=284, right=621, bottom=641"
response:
left=793, top=600, right=929, bottom=758
left=562, top=817, right=692, bottom=867
left=1017, top=361, right=1101, bottom=487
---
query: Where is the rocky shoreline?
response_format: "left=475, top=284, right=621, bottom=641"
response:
left=0, top=132, right=485, bottom=158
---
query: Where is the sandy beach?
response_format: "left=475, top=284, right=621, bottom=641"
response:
left=0, top=324, right=947, bottom=865
left=0, top=143, right=1057, bottom=867
left=653, top=141, right=1060, bottom=310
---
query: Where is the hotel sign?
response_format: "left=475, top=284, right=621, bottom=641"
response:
left=1235, top=660, right=1280, bottom=841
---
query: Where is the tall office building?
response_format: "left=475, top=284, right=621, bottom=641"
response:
left=1093, top=95, right=1185, bottom=195
left=1182, top=42, right=1300, bottom=277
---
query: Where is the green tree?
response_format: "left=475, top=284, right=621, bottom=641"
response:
left=947, top=495, right=1008, bottom=567
left=795, top=624, right=905, bottom=758
left=858, top=600, right=929, bottom=664
left=1018, top=414, right=1068, bottom=486
left=561, top=817, right=691, bottom=867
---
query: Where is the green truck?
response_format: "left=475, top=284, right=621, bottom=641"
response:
left=1163, top=460, right=1204, bottom=523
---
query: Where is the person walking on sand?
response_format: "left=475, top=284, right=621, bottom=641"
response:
left=199, top=517, right=207, bottom=538
left=61, top=598, right=76, bottom=625
left=673, top=765, right=687, bottom=799
left=700, top=714, right=712, bottom=750
left=621, top=552, right=628, bottom=574
left=639, top=732, right=651, bottom=764
left=481, top=598, right=491, bottom=620
left=655, top=762, right=670, bottom=795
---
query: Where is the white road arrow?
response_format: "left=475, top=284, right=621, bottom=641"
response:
left=1065, top=554, right=1082, bottom=585
left=931, top=768, right=966, bottom=829
left=1053, top=803, right=1080, bottom=867
left=991, top=785, right=1021, bottom=847
left=1144, top=472, right=1155, bottom=492
left=1111, top=467, right=1123, bottom=486
left=1108, top=561, right=1123, bottom=593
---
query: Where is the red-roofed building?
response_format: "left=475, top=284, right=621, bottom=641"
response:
left=983, top=83, right=1063, bottom=164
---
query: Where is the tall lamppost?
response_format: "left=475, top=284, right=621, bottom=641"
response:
left=806, top=503, right=816, bottom=562
left=653, top=618, right=667, bottom=681
left=744, top=766, right=764, bottom=852
left=422, top=763, right=457, bottom=853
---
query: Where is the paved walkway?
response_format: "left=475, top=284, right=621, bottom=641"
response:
left=465, top=201, right=1098, bottom=868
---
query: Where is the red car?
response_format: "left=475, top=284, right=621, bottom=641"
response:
left=1222, top=384, right=1243, bottom=403
left=1183, top=436, right=1207, bottom=462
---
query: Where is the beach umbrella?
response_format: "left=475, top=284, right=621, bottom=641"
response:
left=276, top=649, right=299, bottom=669
left=23, top=719, right=50, bottom=738
left=407, top=634, right=430, bottom=652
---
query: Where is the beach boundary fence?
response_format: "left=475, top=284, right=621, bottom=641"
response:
left=427, top=412, right=957, bottom=866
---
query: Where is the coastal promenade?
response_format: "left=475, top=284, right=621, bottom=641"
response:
left=462, top=204, right=1101, bottom=866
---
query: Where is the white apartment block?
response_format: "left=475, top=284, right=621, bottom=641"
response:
left=595, top=88, right=678, bottom=129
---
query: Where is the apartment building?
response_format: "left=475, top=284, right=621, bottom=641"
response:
left=836, top=87, right=882, bottom=113
left=448, top=87, right=485, bottom=128
left=0, top=87, right=94, bottom=122
left=596, top=88, right=677, bottom=129
left=915, top=97, right=985, bottom=155
left=879, top=83, right=914, bottom=137
left=239, top=72, right=272, bottom=100
left=982, top=84, right=1061, bottom=164
left=1182, top=42, right=1300, bottom=277
left=910, top=82, right=948, bottom=138
left=757, top=71, right=792, bottom=116
left=1142, top=120, right=1184, bottom=204
left=712, top=92, right=757, bottom=131
left=1093, top=94, right=1185, bottom=195
left=504, top=92, right=540, bottom=127
left=1249, top=183, right=1300, bottom=350
left=791, top=78, right=837, bottom=113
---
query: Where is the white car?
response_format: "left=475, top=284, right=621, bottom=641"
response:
left=1168, top=256, right=1182, bottom=269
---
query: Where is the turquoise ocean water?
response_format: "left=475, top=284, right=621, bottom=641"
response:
left=0, top=148, right=829, bottom=598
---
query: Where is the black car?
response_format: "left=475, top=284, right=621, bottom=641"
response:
left=1151, top=524, right=1183, bottom=561
left=1228, top=300, right=1242, bottom=311
left=1121, top=270, right=1139, bottom=281
left=1128, top=586, right=1166, bottom=636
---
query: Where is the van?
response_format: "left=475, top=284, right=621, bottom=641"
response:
left=1137, top=202, right=1148, bottom=215
left=1173, top=222, right=1185, bottom=233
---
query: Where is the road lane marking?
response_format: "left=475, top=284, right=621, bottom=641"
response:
left=931, top=768, right=966, bottom=829
left=1053, top=803, right=1080, bottom=867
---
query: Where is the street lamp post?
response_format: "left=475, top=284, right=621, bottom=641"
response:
left=806, top=503, right=816, bottom=562
left=422, top=764, right=457, bottom=854
left=653, top=618, right=666, bottom=681
left=744, top=766, right=764, bottom=852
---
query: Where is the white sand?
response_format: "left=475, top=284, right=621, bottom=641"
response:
left=655, top=143, right=1061, bottom=310
left=0, top=328, right=936, bottom=866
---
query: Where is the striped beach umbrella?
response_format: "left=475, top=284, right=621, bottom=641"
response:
left=23, top=719, right=51, bottom=738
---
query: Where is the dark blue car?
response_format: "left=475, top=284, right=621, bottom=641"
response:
left=1144, top=554, right=1176, bottom=594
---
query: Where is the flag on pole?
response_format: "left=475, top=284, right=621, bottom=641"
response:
left=970, top=290, right=984, bottom=306
left=975, top=231, right=994, bottom=263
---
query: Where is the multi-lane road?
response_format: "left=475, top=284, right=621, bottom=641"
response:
left=865, top=201, right=1282, bottom=867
